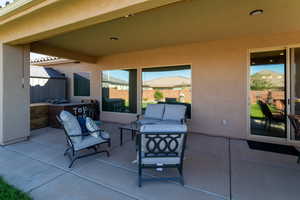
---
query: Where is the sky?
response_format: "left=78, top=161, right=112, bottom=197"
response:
left=104, top=69, right=191, bottom=82
left=250, top=64, right=284, bottom=75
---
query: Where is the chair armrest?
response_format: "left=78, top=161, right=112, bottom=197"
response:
left=88, top=129, right=109, bottom=140
left=69, top=133, right=90, bottom=137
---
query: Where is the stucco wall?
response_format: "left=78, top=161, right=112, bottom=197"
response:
left=96, top=30, right=300, bottom=139
left=44, top=30, right=300, bottom=140
left=45, top=62, right=101, bottom=103
left=0, top=44, right=30, bottom=145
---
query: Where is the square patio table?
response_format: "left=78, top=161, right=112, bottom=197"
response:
left=119, top=121, right=141, bottom=146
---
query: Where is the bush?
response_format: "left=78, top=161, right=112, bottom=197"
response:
left=0, top=177, right=32, bottom=200
left=154, top=90, right=164, bottom=101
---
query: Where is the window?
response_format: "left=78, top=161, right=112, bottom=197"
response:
left=142, top=65, right=192, bottom=118
left=102, top=69, right=137, bottom=113
left=74, top=72, right=90, bottom=96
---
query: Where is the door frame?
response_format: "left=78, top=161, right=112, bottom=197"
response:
left=246, top=46, right=291, bottom=145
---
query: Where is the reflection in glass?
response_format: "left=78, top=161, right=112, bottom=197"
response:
left=250, top=50, right=286, bottom=138
left=290, top=48, right=300, bottom=140
left=74, top=72, right=90, bottom=96
left=102, top=69, right=137, bottom=113
left=142, top=65, right=192, bottom=118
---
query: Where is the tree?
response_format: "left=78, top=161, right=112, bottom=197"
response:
left=250, top=78, right=273, bottom=90
left=154, top=90, right=164, bottom=101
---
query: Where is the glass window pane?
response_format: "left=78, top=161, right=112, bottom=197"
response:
left=102, top=69, right=137, bottom=113
left=142, top=65, right=191, bottom=118
left=74, top=72, right=90, bottom=96
left=249, top=50, right=286, bottom=138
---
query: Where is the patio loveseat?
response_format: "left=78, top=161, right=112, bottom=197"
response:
left=137, top=104, right=187, bottom=125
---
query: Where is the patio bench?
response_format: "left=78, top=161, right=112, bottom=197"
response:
left=137, top=104, right=187, bottom=125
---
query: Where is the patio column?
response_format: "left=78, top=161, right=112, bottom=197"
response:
left=0, top=43, right=30, bottom=145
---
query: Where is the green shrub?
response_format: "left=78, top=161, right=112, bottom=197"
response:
left=0, top=177, right=32, bottom=200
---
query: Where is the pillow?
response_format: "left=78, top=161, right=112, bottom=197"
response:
left=77, top=116, right=88, bottom=133
left=162, top=104, right=186, bottom=121
left=144, top=104, right=165, bottom=120
left=86, top=117, right=110, bottom=139
left=59, top=111, right=82, bottom=144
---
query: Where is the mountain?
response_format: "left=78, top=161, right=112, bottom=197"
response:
left=251, top=70, right=284, bottom=87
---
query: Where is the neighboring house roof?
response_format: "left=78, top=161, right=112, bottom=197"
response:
left=0, top=0, right=15, bottom=9
left=30, top=66, right=66, bottom=79
left=102, top=74, right=128, bottom=85
left=30, top=56, right=75, bottom=66
left=143, top=76, right=191, bottom=88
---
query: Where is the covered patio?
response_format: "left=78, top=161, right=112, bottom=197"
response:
left=1, top=0, right=300, bottom=200
left=0, top=122, right=299, bottom=200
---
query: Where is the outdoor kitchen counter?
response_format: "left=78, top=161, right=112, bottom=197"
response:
left=48, top=102, right=92, bottom=128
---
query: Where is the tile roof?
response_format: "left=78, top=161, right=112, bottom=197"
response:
left=30, top=56, right=59, bottom=64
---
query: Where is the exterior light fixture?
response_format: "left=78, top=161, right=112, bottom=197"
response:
left=249, top=9, right=264, bottom=16
left=124, top=14, right=134, bottom=18
left=109, top=37, right=119, bottom=41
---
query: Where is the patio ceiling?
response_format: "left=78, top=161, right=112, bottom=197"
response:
left=33, top=0, right=300, bottom=57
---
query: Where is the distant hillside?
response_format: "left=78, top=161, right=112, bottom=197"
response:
left=251, top=70, right=284, bottom=88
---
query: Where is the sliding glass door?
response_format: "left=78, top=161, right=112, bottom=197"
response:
left=290, top=47, right=300, bottom=142
left=249, top=49, right=287, bottom=140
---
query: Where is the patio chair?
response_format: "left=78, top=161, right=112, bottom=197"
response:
left=257, top=100, right=285, bottom=130
left=288, top=115, right=300, bottom=163
left=57, top=110, right=111, bottom=168
left=137, top=124, right=188, bottom=187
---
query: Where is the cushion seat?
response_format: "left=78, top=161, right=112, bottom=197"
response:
left=138, top=118, right=162, bottom=125
left=141, top=157, right=180, bottom=165
left=154, top=120, right=182, bottom=125
left=74, top=134, right=108, bottom=151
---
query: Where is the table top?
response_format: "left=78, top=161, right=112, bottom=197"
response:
left=119, top=121, right=141, bottom=131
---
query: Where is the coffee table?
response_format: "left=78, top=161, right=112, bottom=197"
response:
left=119, top=122, right=141, bottom=146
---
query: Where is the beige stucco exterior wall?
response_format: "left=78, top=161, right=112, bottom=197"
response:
left=0, top=44, right=30, bottom=145
left=37, top=30, right=300, bottom=140
left=95, top=30, right=300, bottom=139
left=44, top=62, right=100, bottom=103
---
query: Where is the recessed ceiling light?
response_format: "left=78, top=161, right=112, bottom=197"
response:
left=109, top=37, right=119, bottom=41
left=249, top=9, right=264, bottom=16
left=124, top=14, right=134, bottom=18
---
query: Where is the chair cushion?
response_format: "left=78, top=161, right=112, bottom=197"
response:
left=154, top=120, right=183, bottom=125
left=138, top=118, right=161, bottom=125
left=141, top=157, right=181, bottom=165
left=59, top=111, right=82, bottom=144
left=86, top=117, right=110, bottom=139
left=140, top=124, right=187, bottom=133
left=144, top=104, right=165, bottom=120
left=74, top=135, right=107, bottom=151
left=162, top=104, right=186, bottom=121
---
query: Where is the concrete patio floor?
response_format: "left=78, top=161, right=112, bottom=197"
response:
left=0, top=122, right=299, bottom=200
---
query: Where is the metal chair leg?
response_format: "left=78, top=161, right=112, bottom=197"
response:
left=178, top=167, right=184, bottom=186
left=64, top=147, right=71, bottom=156
left=69, top=157, right=77, bottom=168
left=138, top=167, right=142, bottom=187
